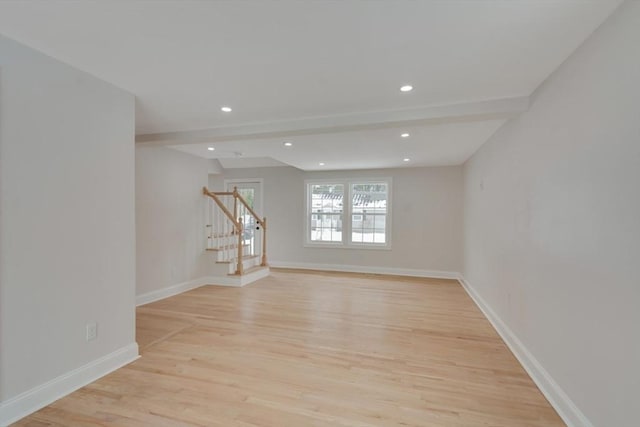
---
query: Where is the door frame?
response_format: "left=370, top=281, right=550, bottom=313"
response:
left=223, top=178, right=264, bottom=217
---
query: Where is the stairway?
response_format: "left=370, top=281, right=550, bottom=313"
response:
left=206, top=238, right=265, bottom=273
left=202, top=188, right=270, bottom=286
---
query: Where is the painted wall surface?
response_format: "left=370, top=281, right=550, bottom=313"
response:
left=463, top=3, right=639, bottom=426
left=0, top=35, right=136, bottom=401
left=210, top=165, right=463, bottom=274
left=136, top=146, right=210, bottom=296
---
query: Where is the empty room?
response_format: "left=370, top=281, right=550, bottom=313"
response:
left=0, top=1, right=638, bottom=426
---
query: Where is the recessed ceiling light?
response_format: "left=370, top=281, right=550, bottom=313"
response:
left=400, top=85, right=413, bottom=92
left=283, top=142, right=293, bottom=147
left=403, top=158, right=410, bottom=162
left=319, top=162, right=325, bottom=166
left=401, top=133, right=410, bottom=138
left=221, top=106, right=232, bottom=112
left=207, top=147, right=215, bottom=151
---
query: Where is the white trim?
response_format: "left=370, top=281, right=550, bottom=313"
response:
left=202, top=268, right=271, bottom=287
left=202, top=275, right=245, bottom=287
left=304, top=178, right=392, bottom=249
left=136, top=270, right=271, bottom=306
left=302, top=242, right=392, bottom=251
left=136, top=277, right=210, bottom=306
left=136, top=96, right=530, bottom=145
left=223, top=178, right=264, bottom=217
left=269, top=260, right=459, bottom=280
left=457, top=275, right=594, bottom=427
left=0, top=343, right=139, bottom=427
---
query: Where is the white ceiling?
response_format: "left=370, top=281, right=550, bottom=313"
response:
left=0, top=0, right=622, bottom=170
left=170, top=119, right=507, bottom=171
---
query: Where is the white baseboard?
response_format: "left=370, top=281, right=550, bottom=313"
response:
left=201, top=275, right=244, bottom=287
left=0, top=342, right=139, bottom=427
left=137, top=263, right=453, bottom=309
left=136, top=277, right=212, bottom=306
left=201, top=268, right=270, bottom=287
left=136, top=269, right=271, bottom=306
left=457, top=275, right=593, bottom=427
left=269, top=260, right=459, bottom=280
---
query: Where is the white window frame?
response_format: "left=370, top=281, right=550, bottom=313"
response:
left=304, top=178, right=392, bottom=250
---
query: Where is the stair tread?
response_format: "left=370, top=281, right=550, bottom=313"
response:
left=215, top=254, right=261, bottom=264
left=209, top=232, right=238, bottom=238
left=206, top=243, right=249, bottom=251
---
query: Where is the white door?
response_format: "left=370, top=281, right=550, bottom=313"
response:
left=225, top=179, right=263, bottom=257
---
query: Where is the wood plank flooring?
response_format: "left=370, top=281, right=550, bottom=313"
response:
left=15, top=269, right=564, bottom=426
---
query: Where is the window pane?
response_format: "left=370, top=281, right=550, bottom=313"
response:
left=237, top=188, right=254, bottom=209
left=351, top=183, right=387, bottom=244
left=310, top=213, right=342, bottom=242
left=351, top=214, right=386, bottom=243
left=310, top=184, right=343, bottom=242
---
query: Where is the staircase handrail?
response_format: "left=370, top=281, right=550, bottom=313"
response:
left=232, top=187, right=267, bottom=267
left=202, top=187, right=240, bottom=228
left=232, top=187, right=265, bottom=227
left=203, top=186, right=268, bottom=271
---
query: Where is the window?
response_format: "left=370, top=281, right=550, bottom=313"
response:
left=305, top=179, right=391, bottom=248
left=309, top=183, right=343, bottom=243
left=350, top=183, right=388, bottom=244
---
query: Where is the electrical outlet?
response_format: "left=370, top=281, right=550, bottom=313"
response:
left=86, top=322, right=97, bottom=341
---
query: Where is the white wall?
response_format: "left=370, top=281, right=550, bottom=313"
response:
left=463, top=3, right=639, bottom=426
left=0, top=35, right=137, bottom=421
left=136, top=146, right=210, bottom=297
left=210, top=165, right=463, bottom=275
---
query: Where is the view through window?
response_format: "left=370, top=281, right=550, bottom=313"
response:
left=306, top=179, right=390, bottom=248
left=309, top=183, right=344, bottom=242
left=351, top=183, right=387, bottom=244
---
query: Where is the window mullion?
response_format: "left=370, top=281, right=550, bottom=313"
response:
left=344, top=181, right=351, bottom=245
left=306, top=179, right=390, bottom=248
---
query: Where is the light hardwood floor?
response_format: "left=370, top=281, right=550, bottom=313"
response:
left=16, top=269, right=564, bottom=426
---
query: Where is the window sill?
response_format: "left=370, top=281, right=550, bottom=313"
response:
left=304, top=243, right=392, bottom=251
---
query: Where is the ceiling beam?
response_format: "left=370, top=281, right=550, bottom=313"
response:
left=136, top=96, right=528, bottom=146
